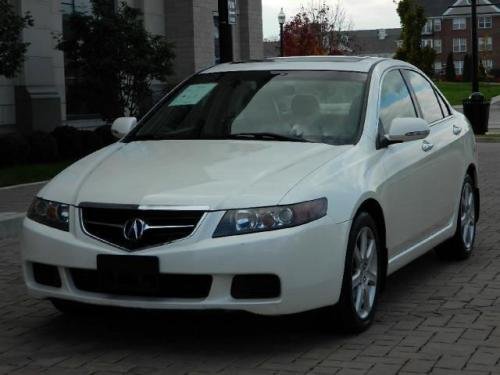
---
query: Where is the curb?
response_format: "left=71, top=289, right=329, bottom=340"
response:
left=0, top=213, right=24, bottom=240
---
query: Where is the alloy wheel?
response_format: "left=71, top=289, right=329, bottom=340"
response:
left=351, top=226, right=378, bottom=319
left=460, top=182, right=476, bottom=250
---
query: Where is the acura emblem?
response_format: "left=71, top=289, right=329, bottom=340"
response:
left=123, top=218, right=147, bottom=241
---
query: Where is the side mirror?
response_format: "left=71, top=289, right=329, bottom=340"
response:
left=111, top=117, right=137, bottom=139
left=385, top=117, right=430, bottom=144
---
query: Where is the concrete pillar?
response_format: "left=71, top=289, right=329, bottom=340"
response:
left=14, top=0, right=64, bottom=133
left=238, top=0, right=264, bottom=61
left=165, top=0, right=196, bottom=83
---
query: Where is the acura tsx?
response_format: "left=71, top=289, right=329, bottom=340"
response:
left=21, top=56, right=479, bottom=332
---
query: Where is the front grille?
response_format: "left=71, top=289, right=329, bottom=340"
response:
left=70, top=268, right=212, bottom=298
left=81, top=205, right=204, bottom=250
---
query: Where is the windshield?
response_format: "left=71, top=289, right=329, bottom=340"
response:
left=127, top=70, right=368, bottom=145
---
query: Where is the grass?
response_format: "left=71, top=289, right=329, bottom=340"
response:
left=434, top=81, right=500, bottom=105
left=0, top=161, right=73, bottom=188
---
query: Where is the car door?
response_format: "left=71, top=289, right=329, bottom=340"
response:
left=378, top=69, right=434, bottom=257
left=403, top=70, right=463, bottom=233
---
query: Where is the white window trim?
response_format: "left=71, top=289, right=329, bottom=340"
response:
left=434, top=19, right=442, bottom=32
left=434, top=39, right=442, bottom=54
left=478, top=16, right=492, bottom=29
left=453, top=17, right=467, bottom=30
left=453, top=38, right=467, bottom=53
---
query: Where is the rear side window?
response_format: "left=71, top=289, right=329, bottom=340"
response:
left=379, top=70, right=417, bottom=133
left=405, top=71, right=444, bottom=123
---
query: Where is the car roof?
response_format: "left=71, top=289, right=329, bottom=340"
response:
left=202, top=56, right=389, bottom=74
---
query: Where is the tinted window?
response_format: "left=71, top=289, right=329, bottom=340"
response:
left=379, top=70, right=417, bottom=132
left=130, top=71, right=368, bottom=146
left=406, top=71, right=444, bottom=123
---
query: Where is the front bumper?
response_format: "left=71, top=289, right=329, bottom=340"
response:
left=21, top=211, right=350, bottom=316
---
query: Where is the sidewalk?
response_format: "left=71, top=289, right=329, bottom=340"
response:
left=0, top=182, right=45, bottom=239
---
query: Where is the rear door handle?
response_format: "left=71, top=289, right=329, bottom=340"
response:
left=453, top=125, right=462, bottom=135
left=422, top=140, right=434, bottom=152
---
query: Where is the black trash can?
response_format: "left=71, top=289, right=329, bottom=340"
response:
left=463, top=92, right=490, bottom=135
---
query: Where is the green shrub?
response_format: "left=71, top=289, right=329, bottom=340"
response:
left=81, top=130, right=104, bottom=155
left=28, top=131, right=58, bottom=162
left=0, top=133, right=30, bottom=167
left=51, top=126, right=84, bottom=159
left=94, top=125, right=115, bottom=146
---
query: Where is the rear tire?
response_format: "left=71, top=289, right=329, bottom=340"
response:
left=328, top=212, right=383, bottom=333
left=435, top=175, right=477, bottom=261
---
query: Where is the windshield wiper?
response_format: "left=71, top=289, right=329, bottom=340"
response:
left=229, top=132, right=311, bottom=143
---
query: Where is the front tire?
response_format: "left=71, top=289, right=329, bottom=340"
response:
left=333, top=212, right=383, bottom=333
left=435, top=175, right=477, bottom=260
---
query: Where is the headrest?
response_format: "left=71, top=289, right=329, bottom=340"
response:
left=291, top=94, right=320, bottom=117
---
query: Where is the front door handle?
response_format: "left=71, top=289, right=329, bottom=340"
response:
left=422, top=140, right=434, bottom=152
left=453, top=125, right=462, bottom=135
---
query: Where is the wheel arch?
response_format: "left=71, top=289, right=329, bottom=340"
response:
left=466, top=163, right=480, bottom=222
left=354, top=199, right=388, bottom=289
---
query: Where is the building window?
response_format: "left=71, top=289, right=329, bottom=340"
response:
left=482, top=59, right=493, bottom=72
left=478, top=36, right=493, bottom=51
left=434, top=19, right=442, bottom=32
left=455, top=60, right=464, bottom=76
left=434, top=61, right=443, bottom=75
left=453, top=38, right=467, bottom=53
left=396, top=40, right=403, bottom=49
left=61, top=0, right=101, bottom=118
left=422, top=19, right=433, bottom=34
left=61, top=0, right=92, bottom=14
left=422, top=39, right=433, bottom=48
left=434, top=39, right=442, bottom=54
left=479, top=16, right=492, bottom=29
left=453, top=17, right=466, bottom=30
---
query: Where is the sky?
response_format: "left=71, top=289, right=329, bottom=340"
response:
left=262, top=0, right=401, bottom=39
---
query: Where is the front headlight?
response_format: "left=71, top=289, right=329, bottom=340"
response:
left=27, top=198, right=70, bottom=231
left=213, top=198, right=327, bottom=238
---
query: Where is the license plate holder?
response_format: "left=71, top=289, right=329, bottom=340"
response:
left=97, top=255, right=160, bottom=296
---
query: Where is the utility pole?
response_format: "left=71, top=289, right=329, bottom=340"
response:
left=471, top=0, right=479, bottom=92
left=218, top=0, right=234, bottom=63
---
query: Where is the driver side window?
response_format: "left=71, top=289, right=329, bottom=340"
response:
left=380, top=70, right=417, bottom=133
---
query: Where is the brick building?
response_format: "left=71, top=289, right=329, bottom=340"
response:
left=0, top=0, right=263, bottom=135
left=418, top=0, right=500, bottom=76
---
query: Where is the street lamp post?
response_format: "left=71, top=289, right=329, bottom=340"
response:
left=471, top=0, right=480, bottom=93
left=278, top=8, right=286, bottom=57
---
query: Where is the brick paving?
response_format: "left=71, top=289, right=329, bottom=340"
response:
left=0, top=143, right=499, bottom=375
left=0, top=183, right=44, bottom=214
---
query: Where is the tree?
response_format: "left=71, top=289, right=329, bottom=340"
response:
left=0, top=0, right=33, bottom=78
left=394, top=0, right=435, bottom=76
left=478, top=61, right=487, bottom=81
left=445, top=52, right=456, bottom=81
left=283, top=1, right=352, bottom=56
left=283, top=12, right=326, bottom=56
left=420, top=46, right=437, bottom=78
left=463, top=54, right=471, bottom=82
left=57, top=0, right=175, bottom=121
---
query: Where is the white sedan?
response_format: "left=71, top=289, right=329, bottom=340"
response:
left=21, top=56, right=479, bottom=332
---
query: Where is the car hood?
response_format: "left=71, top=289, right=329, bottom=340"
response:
left=39, top=140, right=349, bottom=210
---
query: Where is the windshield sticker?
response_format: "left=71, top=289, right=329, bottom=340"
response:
left=169, top=83, right=217, bottom=106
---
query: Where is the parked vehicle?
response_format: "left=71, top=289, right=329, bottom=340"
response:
left=21, top=56, right=479, bottom=332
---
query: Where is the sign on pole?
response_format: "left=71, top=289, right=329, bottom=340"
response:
left=228, top=0, right=237, bottom=24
